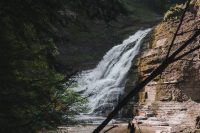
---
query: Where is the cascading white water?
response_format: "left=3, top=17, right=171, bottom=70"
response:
left=75, top=29, right=151, bottom=115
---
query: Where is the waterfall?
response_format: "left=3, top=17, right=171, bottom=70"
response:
left=75, top=29, right=151, bottom=115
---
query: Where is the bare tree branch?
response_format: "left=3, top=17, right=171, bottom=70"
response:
left=92, top=0, right=200, bottom=131
left=93, top=57, right=172, bottom=133
left=177, top=29, right=199, bottom=36
left=93, top=30, right=200, bottom=133
left=173, top=43, right=200, bottom=62
left=170, top=29, right=200, bottom=59
left=166, top=0, right=192, bottom=58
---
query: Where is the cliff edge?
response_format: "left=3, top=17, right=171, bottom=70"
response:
left=129, top=0, right=200, bottom=132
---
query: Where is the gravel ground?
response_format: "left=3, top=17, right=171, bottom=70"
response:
left=40, top=123, right=171, bottom=133
left=63, top=124, right=129, bottom=133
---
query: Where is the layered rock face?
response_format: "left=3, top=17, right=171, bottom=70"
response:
left=130, top=0, right=200, bottom=132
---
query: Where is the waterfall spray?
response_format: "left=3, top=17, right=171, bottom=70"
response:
left=75, top=29, right=151, bottom=115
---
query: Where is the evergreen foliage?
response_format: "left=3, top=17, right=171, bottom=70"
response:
left=0, top=0, right=189, bottom=132
left=0, top=0, right=126, bottom=132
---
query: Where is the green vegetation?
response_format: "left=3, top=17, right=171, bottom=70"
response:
left=125, top=0, right=187, bottom=15
left=0, top=0, right=126, bottom=133
left=0, top=0, right=189, bottom=133
left=164, top=4, right=184, bottom=21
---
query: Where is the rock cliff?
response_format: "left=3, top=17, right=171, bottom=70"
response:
left=128, top=0, right=200, bottom=132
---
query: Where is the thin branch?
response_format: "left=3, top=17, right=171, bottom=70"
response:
left=173, top=44, right=200, bottom=62
left=92, top=8, right=200, bottom=133
left=93, top=31, right=199, bottom=132
left=93, top=57, right=171, bottom=133
left=169, top=29, right=200, bottom=59
left=177, top=29, right=199, bottom=36
left=178, top=58, right=200, bottom=62
left=166, top=0, right=192, bottom=58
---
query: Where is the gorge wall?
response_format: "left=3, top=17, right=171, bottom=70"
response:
left=126, top=0, right=200, bottom=132
left=54, top=1, right=163, bottom=74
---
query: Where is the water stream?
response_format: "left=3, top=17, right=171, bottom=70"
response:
left=75, top=29, right=151, bottom=116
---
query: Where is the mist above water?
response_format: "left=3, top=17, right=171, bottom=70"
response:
left=75, top=29, right=151, bottom=115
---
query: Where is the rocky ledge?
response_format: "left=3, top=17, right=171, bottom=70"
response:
left=128, top=0, right=200, bottom=132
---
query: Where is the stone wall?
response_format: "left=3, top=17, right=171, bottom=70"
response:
left=129, top=0, right=200, bottom=131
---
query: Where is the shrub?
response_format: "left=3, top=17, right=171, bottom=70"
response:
left=163, top=4, right=184, bottom=21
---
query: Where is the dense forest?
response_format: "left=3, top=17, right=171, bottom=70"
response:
left=0, top=0, right=187, bottom=133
